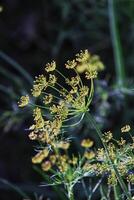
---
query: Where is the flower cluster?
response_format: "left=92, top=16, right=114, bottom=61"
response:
left=75, top=50, right=104, bottom=73
left=81, top=125, right=134, bottom=186
left=30, top=124, right=133, bottom=188
left=18, top=50, right=101, bottom=166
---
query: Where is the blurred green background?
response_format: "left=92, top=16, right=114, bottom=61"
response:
left=0, top=0, right=134, bottom=199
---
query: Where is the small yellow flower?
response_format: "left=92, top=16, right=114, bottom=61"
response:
left=58, top=163, right=68, bottom=172
left=35, top=118, right=45, bottom=129
left=69, top=156, right=78, bottom=165
left=66, top=76, right=80, bottom=87
left=45, top=61, right=56, bottom=72
left=56, top=154, right=69, bottom=172
left=96, top=148, right=105, bottom=161
left=70, top=86, right=78, bottom=94
left=84, top=151, right=95, bottom=159
left=31, top=84, right=42, bottom=97
left=76, top=51, right=104, bottom=74
left=31, top=75, right=47, bottom=97
left=103, top=131, right=113, bottom=143
left=51, top=118, right=62, bottom=133
left=65, top=93, right=74, bottom=103
left=83, top=163, right=93, bottom=171
left=108, top=172, right=117, bottom=186
left=85, top=71, right=98, bottom=79
left=43, top=94, right=53, bottom=104
left=57, top=141, right=70, bottom=150
left=50, top=102, right=69, bottom=120
left=81, top=139, right=94, bottom=148
left=33, top=107, right=42, bottom=121
left=76, top=49, right=90, bottom=63
left=48, top=74, right=57, bottom=86
left=127, top=174, right=134, bottom=184
left=117, top=137, right=126, bottom=146
left=65, top=60, right=77, bottom=69
left=107, top=143, right=116, bottom=160
left=50, top=155, right=56, bottom=164
left=76, top=63, right=87, bottom=73
left=32, top=148, right=49, bottom=164
left=121, top=125, right=131, bottom=133
left=79, top=86, right=89, bottom=97
left=32, top=107, right=45, bottom=129
left=87, top=55, right=104, bottom=72
left=18, top=95, right=29, bottom=107
left=41, top=161, right=52, bottom=171
left=38, top=131, right=50, bottom=143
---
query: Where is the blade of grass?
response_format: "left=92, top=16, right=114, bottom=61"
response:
left=113, top=185, right=121, bottom=200
left=0, top=51, right=33, bottom=84
left=0, top=178, right=31, bottom=199
left=0, top=84, right=18, bottom=99
left=108, top=0, right=125, bottom=88
left=0, top=66, right=26, bottom=88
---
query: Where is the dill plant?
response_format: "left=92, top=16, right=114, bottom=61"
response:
left=19, top=50, right=133, bottom=200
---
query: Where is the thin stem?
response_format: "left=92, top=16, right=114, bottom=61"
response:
left=81, top=179, right=89, bottom=199
left=67, top=184, right=74, bottom=200
left=73, top=68, right=83, bottom=88
left=108, top=0, right=125, bottom=88
left=87, top=78, right=94, bottom=108
left=49, top=85, right=63, bottom=95
left=63, top=113, right=85, bottom=128
left=56, top=82, right=70, bottom=95
left=113, top=185, right=121, bottom=200
left=55, top=69, right=67, bottom=80
left=42, top=91, right=62, bottom=101
left=88, top=178, right=103, bottom=200
left=86, top=112, right=131, bottom=200
left=56, top=68, right=80, bottom=98
left=63, top=113, right=81, bottom=122
left=29, top=103, right=49, bottom=110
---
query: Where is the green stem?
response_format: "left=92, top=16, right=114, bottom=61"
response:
left=113, top=185, right=121, bottom=200
left=86, top=112, right=131, bottom=200
left=67, top=185, right=74, bottom=200
left=70, top=193, right=74, bottom=200
left=0, top=178, right=30, bottom=199
left=108, top=0, right=125, bottom=88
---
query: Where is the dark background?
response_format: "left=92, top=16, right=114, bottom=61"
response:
left=0, top=0, right=134, bottom=199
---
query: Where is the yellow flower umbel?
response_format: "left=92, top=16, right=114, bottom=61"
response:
left=18, top=50, right=99, bottom=145
left=18, top=49, right=102, bottom=172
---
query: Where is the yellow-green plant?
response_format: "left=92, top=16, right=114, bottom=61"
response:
left=19, top=50, right=133, bottom=200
